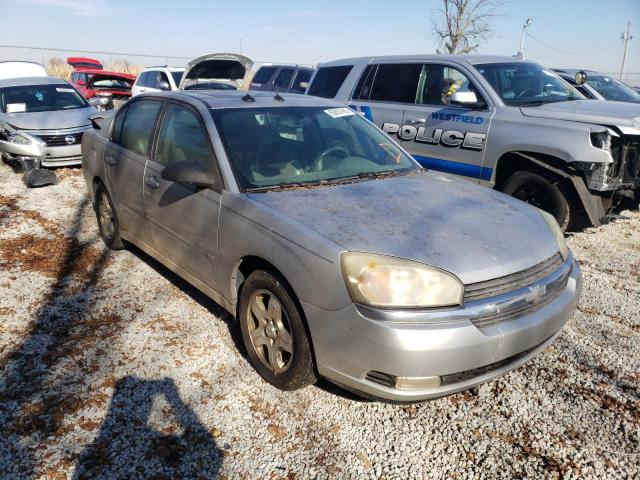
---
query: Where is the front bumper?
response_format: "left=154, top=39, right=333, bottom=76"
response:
left=303, top=257, right=582, bottom=402
left=0, top=128, right=86, bottom=167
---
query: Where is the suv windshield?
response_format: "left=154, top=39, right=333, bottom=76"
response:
left=586, top=75, right=640, bottom=103
left=211, top=106, right=419, bottom=191
left=476, top=62, right=584, bottom=106
left=0, top=84, right=88, bottom=113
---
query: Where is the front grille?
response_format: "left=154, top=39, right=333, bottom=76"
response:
left=34, top=131, right=84, bottom=147
left=464, top=253, right=564, bottom=303
left=469, top=265, right=571, bottom=329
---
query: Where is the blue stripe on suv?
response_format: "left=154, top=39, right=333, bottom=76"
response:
left=413, top=155, right=493, bottom=181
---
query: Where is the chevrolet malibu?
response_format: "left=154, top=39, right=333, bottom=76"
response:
left=81, top=90, right=582, bottom=401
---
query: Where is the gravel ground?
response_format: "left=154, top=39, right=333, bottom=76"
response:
left=0, top=162, right=638, bottom=480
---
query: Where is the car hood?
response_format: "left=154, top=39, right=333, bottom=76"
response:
left=520, top=100, right=640, bottom=134
left=179, top=53, right=253, bottom=90
left=3, top=106, right=95, bottom=130
left=248, top=172, right=561, bottom=285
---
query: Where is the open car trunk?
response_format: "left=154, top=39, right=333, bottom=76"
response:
left=66, top=57, right=103, bottom=70
left=179, top=53, right=253, bottom=90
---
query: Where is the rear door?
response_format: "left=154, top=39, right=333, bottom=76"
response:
left=348, top=62, right=422, bottom=139
left=273, top=68, right=296, bottom=92
left=104, top=99, right=163, bottom=243
left=250, top=66, right=278, bottom=91
left=400, top=63, right=494, bottom=182
left=132, top=72, right=148, bottom=96
left=143, top=101, right=224, bottom=291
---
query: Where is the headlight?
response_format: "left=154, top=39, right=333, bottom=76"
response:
left=7, top=132, right=30, bottom=145
left=340, top=252, right=464, bottom=308
left=538, top=209, right=569, bottom=261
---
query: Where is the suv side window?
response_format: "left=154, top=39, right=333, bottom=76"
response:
left=417, top=65, right=485, bottom=106
left=291, top=69, right=312, bottom=93
left=145, top=71, right=160, bottom=89
left=156, top=104, right=216, bottom=177
left=352, top=64, right=376, bottom=100
left=308, top=65, right=353, bottom=98
left=135, top=72, right=147, bottom=86
left=251, top=66, right=277, bottom=85
left=159, top=72, right=170, bottom=86
left=369, top=63, right=422, bottom=103
left=274, top=68, right=295, bottom=89
left=118, top=100, right=162, bottom=156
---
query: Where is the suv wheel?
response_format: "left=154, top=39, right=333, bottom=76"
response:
left=95, top=183, right=125, bottom=250
left=238, top=270, right=317, bottom=390
left=501, top=170, right=572, bottom=230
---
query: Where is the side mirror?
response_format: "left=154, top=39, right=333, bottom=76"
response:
left=575, top=71, right=588, bottom=85
left=159, top=81, right=171, bottom=91
left=161, top=160, right=217, bottom=188
left=448, top=91, right=485, bottom=109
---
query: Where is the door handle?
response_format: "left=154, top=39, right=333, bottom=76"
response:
left=144, top=176, right=160, bottom=189
left=105, top=155, right=117, bottom=166
left=406, top=117, right=426, bottom=124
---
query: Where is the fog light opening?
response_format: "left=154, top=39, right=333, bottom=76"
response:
left=395, top=375, right=442, bottom=390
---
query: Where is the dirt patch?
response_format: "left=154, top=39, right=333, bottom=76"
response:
left=0, top=194, right=60, bottom=235
left=0, top=233, right=109, bottom=279
left=55, top=168, right=83, bottom=181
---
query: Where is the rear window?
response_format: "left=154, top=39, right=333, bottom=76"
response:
left=308, top=65, right=353, bottom=98
left=252, top=66, right=277, bottom=85
left=369, top=63, right=422, bottom=103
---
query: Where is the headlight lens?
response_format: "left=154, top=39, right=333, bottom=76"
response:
left=538, top=209, right=569, bottom=261
left=340, top=252, right=464, bottom=308
left=7, top=132, right=30, bottom=145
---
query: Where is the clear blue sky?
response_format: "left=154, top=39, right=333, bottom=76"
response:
left=1, top=0, right=638, bottom=80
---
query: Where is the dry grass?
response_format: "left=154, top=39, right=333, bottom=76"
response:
left=46, top=61, right=143, bottom=81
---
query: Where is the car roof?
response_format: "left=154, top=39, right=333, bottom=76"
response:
left=142, top=66, right=186, bottom=72
left=0, top=76, right=70, bottom=88
left=317, top=54, right=527, bottom=67
left=140, top=90, right=341, bottom=109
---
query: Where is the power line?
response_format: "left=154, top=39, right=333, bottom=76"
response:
left=526, top=33, right=621, bottom=56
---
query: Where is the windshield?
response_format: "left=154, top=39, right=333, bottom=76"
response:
left=586, top=75, right=640, bottom=103
left=476, top=62, right=584, bottom=106
left=0, top=84, right=88, bottom=113
left=211, top=106, right=419, bottom=191
left=90, top=77, right=131, bottom=89
left=171, top=71, right=183, bottom=86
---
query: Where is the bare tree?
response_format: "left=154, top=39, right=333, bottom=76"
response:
left=432, top=0, right=505, bottom=54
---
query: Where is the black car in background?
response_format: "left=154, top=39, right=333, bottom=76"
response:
left=249, top=65, right=314, bottom=94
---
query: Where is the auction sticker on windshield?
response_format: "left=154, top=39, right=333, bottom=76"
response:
left=324, top=107, right=355, bottom=118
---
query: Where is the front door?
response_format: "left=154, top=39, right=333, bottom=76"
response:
left=104, top=99, right=162, bottom=243
left=143, top=102, right=223, bottom=291
left=400, top=63, right=494, bottom=182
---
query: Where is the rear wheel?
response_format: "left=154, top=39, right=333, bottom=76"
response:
left=95, top=183, right=125, bottom=250
left=238, top=270, right=317, bottom=390
left=501, top=170, right=572, bottom=230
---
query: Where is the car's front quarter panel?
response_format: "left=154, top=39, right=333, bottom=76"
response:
left=218, top=192, right=351, bottom=311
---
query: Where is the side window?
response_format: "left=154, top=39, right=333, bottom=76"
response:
left=155, top=104, right=215, bottom=174
left=159, top=72, right=170, bottom=85
left=119, top=100, right=162, bottom=156
left=274, top=68, right=295, bottom=89
left=135, top=72, right=147, bottom=86
left=369, top=63, right=422, bottom=103
left=145, top=71, right=160, bottom=89
left=290, top=69, right=312, bottom=93
left=352, top=64, right=376, bottom=100
left=251, top=66, right=277, bottom=85
left=70, top=73, right=77, bottom=83
left=307, top=65, right=353, bottom=98
left=418, top=65, right=485, bottom=106
left=110, top=105, right=129, bottom=143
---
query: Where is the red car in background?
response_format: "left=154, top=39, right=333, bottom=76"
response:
left=67, top=57, right=135, bottom=105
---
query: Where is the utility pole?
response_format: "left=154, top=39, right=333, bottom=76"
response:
left=239, top=38, right=243, bottom=54
left=620, top=22, right=633, bottom=81
left=519, top=18, right=533, bottom=58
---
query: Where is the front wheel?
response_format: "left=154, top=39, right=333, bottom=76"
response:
left=501, top=170, right=572, bottom=231
left=238, top=270, right=317, bottom=391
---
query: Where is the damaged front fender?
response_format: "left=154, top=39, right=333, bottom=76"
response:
left=0, top=123, right=45, bottom=158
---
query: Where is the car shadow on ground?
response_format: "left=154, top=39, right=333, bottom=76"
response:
left=127, top=245, right=371, bottom=404
left=72, top=376, right=222, bottom=480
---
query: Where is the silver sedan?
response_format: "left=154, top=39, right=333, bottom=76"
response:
left=82, top=91, right=581, bottom=402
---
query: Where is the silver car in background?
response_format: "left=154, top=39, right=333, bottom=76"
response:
left=0, top=76, right=95, bottom=169
left=81, top=91, right=581, bottom=401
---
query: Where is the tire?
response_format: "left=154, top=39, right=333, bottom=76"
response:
left=501, top=170, right=572, bottom=231
left=94, top=183, right=125, bottom=250
left=238, top=270, right=317, bottom=390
